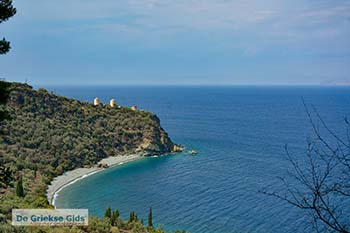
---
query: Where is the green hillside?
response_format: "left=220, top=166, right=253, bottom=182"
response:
left=0, top=81, right=183, bottom=233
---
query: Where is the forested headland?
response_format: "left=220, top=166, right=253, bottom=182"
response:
left=0, top=81, right=183, bottom=233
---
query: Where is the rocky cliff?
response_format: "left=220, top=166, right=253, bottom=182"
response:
left=0, top=82, right=175, bottom=181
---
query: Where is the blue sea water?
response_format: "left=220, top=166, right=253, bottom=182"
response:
left=49, top=86, right=350, bottom=233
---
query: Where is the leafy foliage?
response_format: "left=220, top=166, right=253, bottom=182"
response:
left=0, top=37, right=10, bottom=54
left=15, top=175, right=24, bottom=197
left=148, top=207, right=153, bottom=227
left=0, top=82, right=179, bottom=233
left=0, top=80, right=11, bottom=105
left=99, top=207, right=185, bottom=233
left=0, top=164, right=12, bottom=188
left=0, top=82, right=173, bottom=190
left=0, top=0, right=16, bottom=55
left=105, top=207, right=112, bottom=219
left=0, top=0, right=16, bottom=23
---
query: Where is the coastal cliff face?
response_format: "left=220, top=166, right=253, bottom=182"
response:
left=0, top=82, right=174, bottom=181
left=0, top=82, right=186, bottom=233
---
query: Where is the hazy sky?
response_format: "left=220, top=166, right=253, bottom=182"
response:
left=0, top=0, right=349, bottom=85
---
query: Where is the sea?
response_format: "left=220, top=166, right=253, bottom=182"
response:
left=48, top=86, right=350, bottom=233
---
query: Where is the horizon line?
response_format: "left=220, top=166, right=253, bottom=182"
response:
left=37, top=83, right=350, bottom=88
left=4, top=79, right=350, bottom=87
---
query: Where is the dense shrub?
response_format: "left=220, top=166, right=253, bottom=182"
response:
left=0, top=82, right=178, bottom=233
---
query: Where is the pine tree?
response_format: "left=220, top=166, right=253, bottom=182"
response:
left=129, top=211, right=138, bottom=222
left=0, top=0, right=16, bottom=122
left=104, top=207, right=111, bottom=218
left=16, top=176, right=24, bottom=197
left=0, top=0, right=16, bottom=55
left=111, top=209, right=119, bottom=226
left=114, top=209, right=119, bottom=218
left=129, top=212, right=133, bottom=222
left=148, top=207, right=153, bottom=227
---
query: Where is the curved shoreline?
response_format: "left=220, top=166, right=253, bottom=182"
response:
left=47, top=153, right=144, bottom=208
left=51, top=169, right=102, bottom=207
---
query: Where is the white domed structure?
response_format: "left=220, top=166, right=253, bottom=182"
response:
left=110, top=99, right=116, bottom=107
left=94, top=97, right=100, bottom=106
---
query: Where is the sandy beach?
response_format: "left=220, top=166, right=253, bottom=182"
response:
left=47, top=154, right=144, bottom=207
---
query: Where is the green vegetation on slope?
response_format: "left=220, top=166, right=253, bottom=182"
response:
left=1, top=82, right=173, bottom=183
left=0, top=81, right=182, bottom=233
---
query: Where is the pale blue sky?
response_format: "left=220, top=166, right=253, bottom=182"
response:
left=0, top=0, right=349, bottom=85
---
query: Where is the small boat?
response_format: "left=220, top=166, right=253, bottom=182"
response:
left=189, top=150, right=198, bottom=155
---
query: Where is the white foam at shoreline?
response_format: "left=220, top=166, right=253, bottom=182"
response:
left=52, top=170, right=101, bottom=207
left=47, top=154, right=145, bottom=207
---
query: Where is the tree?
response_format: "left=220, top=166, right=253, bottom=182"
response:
left=0, top=80, right=11, bottom=122
left=129, top=211, right=138, bottom=222
left=0, top=0, right=16, bottom=23
left=0, top=0, right=16, bottom=55
left=111, top=209, right=119, bottom=226
left=129, top=212, right=133, bottom=222
left=113, top=209, right=120, bottom=218
left=0, top=165, right=13, bottom=189
left=262, top=101, right=350, bottom=232
left=148, top=207, right=153, bottom=227
left=0, top=0, right=16, bottom=122
left=104, top=207, right=111, bottom=219
left=15, top=175, right=24, bottom=197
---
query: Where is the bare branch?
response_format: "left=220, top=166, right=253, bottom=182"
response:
left=261, top=100, right=350, bottom=233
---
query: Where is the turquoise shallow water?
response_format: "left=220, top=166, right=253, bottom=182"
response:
left=49, top=86, right=350, bottom=233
